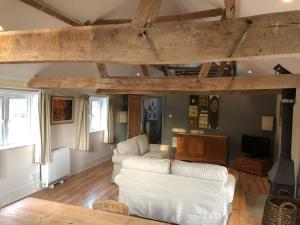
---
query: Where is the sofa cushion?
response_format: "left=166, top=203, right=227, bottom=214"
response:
left=122, top=158, right=171, bottom=174
left=112, top=154, right=142, bottom=165
left=171, top=160, right=228, bottom=183
left=143, top=151, right=165, bottom=159
left=117, top=138, right=141, bottom=155
left=134, top=134, right=150, bottom=155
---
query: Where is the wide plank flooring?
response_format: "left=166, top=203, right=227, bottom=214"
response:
left=31, top=160, right=269, bottom=225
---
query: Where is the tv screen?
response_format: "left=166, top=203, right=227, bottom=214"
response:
left=241, top=134, right=270, bottom=158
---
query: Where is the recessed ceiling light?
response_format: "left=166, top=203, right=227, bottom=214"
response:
left=0, top=26, right=3, bottom=31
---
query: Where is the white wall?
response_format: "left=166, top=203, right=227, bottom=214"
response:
left=0, top=89, right=124, bottom=207
left=0, top=145, right=40, bottom=206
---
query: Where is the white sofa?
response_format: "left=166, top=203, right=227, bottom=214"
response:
left=112, top=134, right=170, bottom=181
left=115, top=158, right=236, bottom=225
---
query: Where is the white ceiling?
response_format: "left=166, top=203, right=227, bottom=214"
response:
left=0, top=0, right=300, bottom=83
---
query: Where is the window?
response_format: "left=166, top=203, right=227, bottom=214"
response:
left=0, top=90, right=37, bottom=148
left=89, top=96, right=108, bottom=132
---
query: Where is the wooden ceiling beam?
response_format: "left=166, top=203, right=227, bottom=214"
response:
left=93, top=8, right=224, bottom=25
left=140, top=65, right=150, bottom=76
left=27, top=74, right=300, bottom=93
left=199, top=63, right=212, bottom=77
left=97, top=63, right=108, bottom=77
left=1, top=11, right=300, bottom=64
left=18, top=0, right=85, bottom=26
left=131, top=0, right=161, bottom=30
left=224, top=0, right=236, bottom=19
left=216, top=62, right=228, bottom=77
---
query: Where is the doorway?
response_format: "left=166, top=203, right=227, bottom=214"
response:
left=142, top=96, right=162, bottom=144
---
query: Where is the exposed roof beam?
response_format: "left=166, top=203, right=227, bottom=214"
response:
left=131, top=0, right=161, bottom=30
left=216, top=62, right=228, bottom=77
left=1, top=11, right=300, bottom=64
left=27, top=74, right=300, bottom=93
left=93, top=8, right=224, bottom=25
left=199, top=63, right=212, bottom=77
left=18, top=0, right=107, bottom=76
left=97, top=63, right=108, bottom=77
left=224, top=0, right=236, bottom=19
left=140, top=65, right=150, bottom=76
left=18, top=0, right=85, bottom=26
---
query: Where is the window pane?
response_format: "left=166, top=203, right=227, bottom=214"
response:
left=90, top=99, right=101, bottom=132
left=7, top=98, right=30, bottom=144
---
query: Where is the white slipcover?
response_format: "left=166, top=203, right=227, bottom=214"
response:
left=122, top=158, right=170, bottom=174
left=171, top=160, right=228, bottom=184
left=115, top=159, right=236, bottom=225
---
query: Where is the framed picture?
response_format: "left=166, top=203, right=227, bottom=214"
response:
left=51, top=96, right=74, bottom=125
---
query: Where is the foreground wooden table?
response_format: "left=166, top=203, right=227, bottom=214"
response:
left=0, top=198, right=169, bottom=225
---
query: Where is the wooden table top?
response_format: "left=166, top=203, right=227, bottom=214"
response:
left=0, top=198, right=169, bottom=225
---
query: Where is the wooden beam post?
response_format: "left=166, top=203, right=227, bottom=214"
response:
left=131, top=0, right=161, bottom=30
left=1, top=11, right=300, bottom=64
left=140, top=65, right=150, bottom=77
left=224, top=0, right=236, bottom=19
left=97, top=63, right=108, bottom=77
left=199, top=63, right=212, bottom=77
left=18, top=0, right=84, bottom=26
left=216, top=62, right=228, bottom=77
left=27, top=75, right=300, bottom=93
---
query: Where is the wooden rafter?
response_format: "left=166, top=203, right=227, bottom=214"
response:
left=216, top=62, right=228, bottom=77
left=27, top=75, right=300, bottom=93
left=93, top=8, right=224, bottom=25
left=140, top=65, right=150, bottom=76
left=18, top=0, right=107, bottom=75
left=97, top=63, right=108, bottom=77
left=131, top=0, right=161, bottom=30
left=1, top=11, right=300, bottom=64
left=18, top=0, right=85, bottom=26
left=224, top=0, right=236, bottom=19
left=199, top=63, right=212, bottom=77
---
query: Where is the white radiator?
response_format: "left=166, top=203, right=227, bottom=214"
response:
left=41, top=147, right=70, bottom=188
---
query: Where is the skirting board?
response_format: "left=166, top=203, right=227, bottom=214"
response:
left=0, top=182, right=40, bottom=207
left=70, top=153, right=113, bottom=176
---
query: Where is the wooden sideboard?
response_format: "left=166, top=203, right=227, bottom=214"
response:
left=176, top=133, right=228, bottom=166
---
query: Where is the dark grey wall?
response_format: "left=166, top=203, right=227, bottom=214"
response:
left=162, top=94, right=277, bottom=165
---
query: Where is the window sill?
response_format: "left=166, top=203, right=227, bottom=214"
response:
left=0, top=143, right=34, bottom=151
left=89, top=130, right=104, bottom=134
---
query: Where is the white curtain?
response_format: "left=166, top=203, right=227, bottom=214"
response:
left=104, top=96, right=114, bottom=144
left=75, top=94, right=90, bottom=151
left=34, top=89, right=52, bottom=164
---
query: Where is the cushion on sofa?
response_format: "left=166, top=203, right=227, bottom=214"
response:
left=171, top=160, right=228, bottom=183
left=112, top=154, right=142, bottom=164
left=122, top=158, right=171, bottom=174
left=134, top=134, right=150, bottom=155
left=143, top=151, right=166, bottom=159
left=117, top=138, right=141, bottom=155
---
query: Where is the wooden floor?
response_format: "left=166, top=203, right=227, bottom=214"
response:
left=31, top=160, right=269, bottom=225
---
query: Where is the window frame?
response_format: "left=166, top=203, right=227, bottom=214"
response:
left=89, top=96, right=107, bottom=133
left=0, top=90, right=36, bottom=149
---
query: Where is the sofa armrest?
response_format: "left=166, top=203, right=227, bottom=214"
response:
left=149, top=144, right=170, bottom=152
left=113, top=148, right=119, bottom=155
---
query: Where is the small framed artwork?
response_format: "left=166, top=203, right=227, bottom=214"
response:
left=51, top=96, right=74, bottom=125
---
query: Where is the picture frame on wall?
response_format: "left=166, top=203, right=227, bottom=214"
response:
left=51, top=96, right=74, bottom=125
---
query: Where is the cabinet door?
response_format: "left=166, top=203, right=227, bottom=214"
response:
left=187, top=136, right=205, bottom=158
left=205, top=137, right=228, bottom=165
left=128, top=95, right=142, bottom=138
